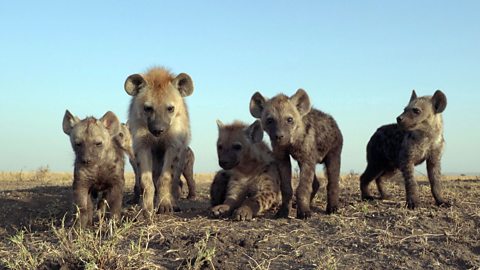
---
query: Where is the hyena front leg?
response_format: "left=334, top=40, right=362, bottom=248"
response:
left=183, top=149, right=196, bottom=199
left=274, top=153, right=292, bottom=219
left=105, top=177, right=125, bottom=221
left=72, top=183, right=92, bottom=228
left=400, top=162, right=419, bottom=209
left=136, top=148, right=154, bottom=218
left=426, top=153, right=451, bottom=207
left=155, top=147, right=184, bottom=214
left=324, top=151, right=341, bottom=214
left=211, top=177, right=248, bottom=218
left=296, top=162, right=316, bottom=219
left=234, top=178, right=278, bottom=221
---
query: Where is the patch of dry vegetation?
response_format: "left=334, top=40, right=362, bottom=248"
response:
left=0, top=171, right=479, bottom=269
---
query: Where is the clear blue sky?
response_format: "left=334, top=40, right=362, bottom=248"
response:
left=0, top=1, right=478, bottom=174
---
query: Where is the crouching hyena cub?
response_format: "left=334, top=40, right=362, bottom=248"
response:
left=250, top=89, right=343, bottom=219
left=62, top=110, right=125, bottom=228
left=360, top=90, right=450, bottom=209
left=210, top=120, right=282, bottom=221
left=124, top=67, right=194, bottom=217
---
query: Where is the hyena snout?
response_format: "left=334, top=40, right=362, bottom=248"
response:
left=396, top=115, right=404, bottom=124
left=219, top=159, right=238, bottom=170
left=147, top=122, right=168, bottom=137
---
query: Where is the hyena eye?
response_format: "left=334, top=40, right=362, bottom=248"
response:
left=143, top=106, right=153, bottom=113
left=167, top=106, right=175, bottom=113
left=233, top=144, right=243, bottom=151
left=412, top=108, right=421, bottom=115
left=95, top=141, right=103, bottom=147
left=287, top=117, right=294, bottom=124
left=75, top=142, right=82, bottom=147
left=266, top=117, right=274, bottom=125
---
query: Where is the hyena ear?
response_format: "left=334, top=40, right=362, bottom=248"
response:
left=290, top=88, right=311, bottom=116
left=216, top=120, right=224, bottom=130
left=124, top=74, right=146, bottom=96
left=100, top=111, right=120, bottom=136
left=250, top=92, right=266, bottom=118
left=245, top=120, right=263, bottom=143
left=173, top=73, right=194, bottom=97
left=432, top=90, right=447, bottom=113
left=409, top=89, right=418, bottom=103
left=62, top=110, right=80, bottom=135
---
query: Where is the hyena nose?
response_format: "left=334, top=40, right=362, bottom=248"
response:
left=152, top=128, right=165, bottom=137
left=219, top=161, right=228, bottom=168
left=396, top=116, right=403, bottom=124
left=82, top=158, right=92, bottom=165
left=275, top=134, right=284, bottom=141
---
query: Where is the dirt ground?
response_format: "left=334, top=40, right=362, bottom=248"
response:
left=0, top=170, right=479, bottom=270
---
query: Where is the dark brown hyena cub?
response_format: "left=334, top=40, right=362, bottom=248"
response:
left=250, top=89, right=343, bottom=219
left=63, top=110, right=125, bottom=228
left=210, top=120, right=282, bottom=221
left=360, top=90, right=450, bottom=209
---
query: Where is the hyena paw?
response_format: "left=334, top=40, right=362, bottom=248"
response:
left=234, top=206, right=253, bottom=221
left=186, top=193, right=197, bottom=200
left=406, top=199, right=418, bottom=210
left=274, top=206, right=290, bottom=219
left=211, top=204, right=231, bottom=218
left=157, top=202, right=174, bottom=214
left=436, top=200, right=452, bottom=208
left=296, top=207, right=312, bottom=219
left=361, top=193, right=375, bottom=201
left=379, top=194, right=392, bottom=200
left=326, top=204, right=338, bottom=215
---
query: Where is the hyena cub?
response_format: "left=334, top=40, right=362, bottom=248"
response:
left=360, top=90, right=450, bottom=209
left=124, top=67, right=194, bottom=217
left=62, top=110, right=125, bottom=228
left=210, top=120, right=282, bottom=221
left=250, top=89, right=343, bottom=219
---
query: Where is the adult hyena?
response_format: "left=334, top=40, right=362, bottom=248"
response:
left=63, top=110, right=125, bottom=228
left=360, top=90, right=450, bottom=209
left=210, top=120, right=282, bottom=221
left=124, top=67, right=194, bottom=217
left=250, top=89, right=343, bottom=219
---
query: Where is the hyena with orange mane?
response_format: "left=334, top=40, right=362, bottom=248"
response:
left=124, top=67, right=194, bottom=217
left=210, top=120, right=282, bottom=221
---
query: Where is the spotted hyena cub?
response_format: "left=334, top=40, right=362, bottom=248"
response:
left=360, top=90, right=450, bottom=209
left=124, top=67, right=194, bottom=217
left=62, top=110, right=125, bottom=228
left=250, top=89, right=343, bottom=219
left=210, top=120, right=282, bottom=221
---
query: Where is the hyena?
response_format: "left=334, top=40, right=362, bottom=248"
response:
left=360, top=90, right=450, bottom=209
left=62, top=110, right=125, bottom=228
left=115, top=123, right=137, bottom=176
left=124, top=67, right=194, bottom=217
left=210, top=120, right=282, bottom=221
left=250, top=89, right=343, bottom=219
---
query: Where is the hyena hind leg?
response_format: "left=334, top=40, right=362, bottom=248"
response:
left=375, top=170, right=395, bottom=200
left=360, top=164, right=383, bottom=201
left=234, top=190, right=278, bottom=221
